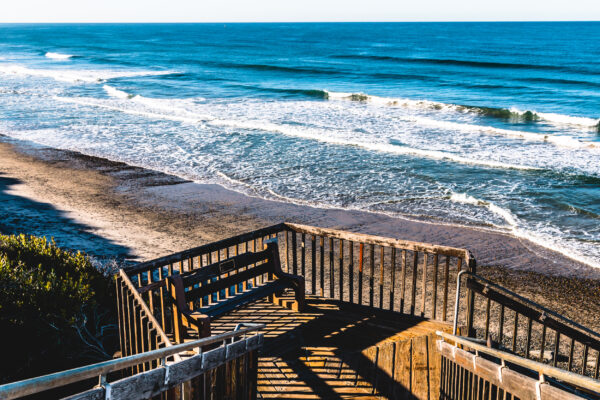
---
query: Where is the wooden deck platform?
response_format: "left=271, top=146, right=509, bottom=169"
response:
left=204, top=293, right=455, bottom=399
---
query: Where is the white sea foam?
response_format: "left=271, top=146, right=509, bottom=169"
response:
left=103, top=85, right=132, bottom=99
left=409, top=116, right=598, bottom=150
left=0, top=64, right=177, bottom=83
left=45, top=52, right=73, bottom=60
left=449, top=191, right=600, bottom=268
left=52, top=95, right=541, bottom=171
left=208, top=118, right=538, bottom=170
left=54, top=96, right=212, bottom=123
left=535, top=111, right=599, bottom=127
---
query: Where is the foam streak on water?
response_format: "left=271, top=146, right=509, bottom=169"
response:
left=0, top=22, right=599, bottom=269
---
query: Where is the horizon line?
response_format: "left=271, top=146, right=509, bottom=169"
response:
left=1, top=20, right=599, bottom=24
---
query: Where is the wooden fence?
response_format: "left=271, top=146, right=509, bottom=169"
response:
left=461, top=274, right=600, bottom=380
left=66, top=334, right=262, bottom=400
left=115, top=269, right=178, bottom=376
left=125, top=222, right=477, bottom=344
left=281, top=223, right=476, bottom=327
left=0, top=327, right=263, bottom=400
left=437, top=332, right=600, bottom=399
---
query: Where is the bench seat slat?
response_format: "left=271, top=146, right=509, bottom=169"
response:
left=185, top=261, right=272, bottom=302
left=202, top=280, right=288, bottom=318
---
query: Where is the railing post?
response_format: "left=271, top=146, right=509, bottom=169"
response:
left=465, top=255, right=477, bottom=338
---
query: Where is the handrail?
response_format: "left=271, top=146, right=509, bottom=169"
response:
left=0, top=324, right=264, bottom=400
left=284, top=222, right=473, bottom=260
left=119, top=269, right=174, bottom=349
left=436, top=331, right=600, bottom=394
left=466, top=273, right=600, bottom=344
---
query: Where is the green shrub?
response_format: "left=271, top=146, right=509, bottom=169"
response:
left=0, top=234, right=116, bottom=384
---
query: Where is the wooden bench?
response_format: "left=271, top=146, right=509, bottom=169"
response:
left=166, top=239, right=305, bottom=342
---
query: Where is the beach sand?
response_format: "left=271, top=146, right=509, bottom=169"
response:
left=1, top=137, right=599, bottom=331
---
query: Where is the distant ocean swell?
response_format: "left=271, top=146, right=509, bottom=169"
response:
left=330, top=54, right=597, bottom=74
left=2, top=63, right=597, bottom=132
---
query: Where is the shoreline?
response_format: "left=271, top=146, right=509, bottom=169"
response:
left=1, top=136, right=599, bottom=330
left=2, top=136, right=599, bottom=278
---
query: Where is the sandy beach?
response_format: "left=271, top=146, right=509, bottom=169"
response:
left=1, top=136, right=599, bottom=331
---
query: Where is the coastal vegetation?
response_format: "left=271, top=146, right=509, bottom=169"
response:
left=0, top=234, right=117, bottom=384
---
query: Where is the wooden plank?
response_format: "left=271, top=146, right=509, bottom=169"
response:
left=329, top=237, right=334, bottom=298
left=285, top=230, right=289, bottom=272
left=292, top=231, right=298, bottom=275
left=62, top=387, right=104, bottom=400
left=432, top=254, right=438, bottom=320
left=320, top=236, right=325, bottom=297
left=185, top=262, right=272, bottom=301
left=442, top=256, right=450, bottom=321
left=226, top=340, right=248, bottom=361
left=115, top=277, right=126, bottom=359
left=301, top=233, right=306, bottom=277
left=359, top=243, right=364, bottom=305
left=400, top=250, right=407, bottom=313
left=202, top=347, right=227, bottom=370
left=349, top=241, right=354, bottom=304
left=390, top=247, right=396, bottom=311
left=369, top=244, right=375, bottom=307
left=410, top=251, right=418, bottom=315
left=377, top=341, right=396, bottom=396
left=428, top=333, right=441, bottom=400
left=411, top=335, right=430, bottom=400
left=110, top=368, right=166, bottom=399
left=393, top=339, right=412, bottom=398
left=379, top=246, right=385, bottom=309
left=180, top=248, right=272, bottom=288
left=339, top=239, right=344, bottom=301
left=311, top=235, right=316, bottom=295
left=421, top=253, right=428, bottom=317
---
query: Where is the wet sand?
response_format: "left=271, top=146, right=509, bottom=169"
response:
left=1, top=137, right=599, bottom=330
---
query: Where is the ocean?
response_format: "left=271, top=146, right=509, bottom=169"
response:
left=0, top=22, right=599, bottom=268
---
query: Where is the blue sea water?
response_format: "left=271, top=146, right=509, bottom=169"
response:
left=0, top=22, right=599, bottom=268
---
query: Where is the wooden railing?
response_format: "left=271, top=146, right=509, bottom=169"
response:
left=0, top=326, right=264, bottom=400
left=115, top=269, right=178, bottom=376
left=437, top=331, right=600, bottom=399
left=125, top=222, right=477, bottom=343
left=282, top=223, right=476, bottom=328
left=123, top=222, right=599, bottom=388
left=456, top=273, right=600, bottom=381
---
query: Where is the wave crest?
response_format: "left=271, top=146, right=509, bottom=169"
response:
left=45, top=52, right=73, bottom=60
left=322, top=90, right=600, bottom=130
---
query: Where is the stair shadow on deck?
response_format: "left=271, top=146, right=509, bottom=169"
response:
left=210, top=295, right=450, bottom=399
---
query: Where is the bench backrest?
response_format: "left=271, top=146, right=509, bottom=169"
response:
left=174, top=239, right=281, bottom=303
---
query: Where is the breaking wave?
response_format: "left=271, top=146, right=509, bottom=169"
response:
left=45, top=52, right=73, bottom=60
left=322, top=90, right=600, bottom=130
left=449, top=191, right=600, bottom=268
left=103, top=85, right=134, bottom=99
